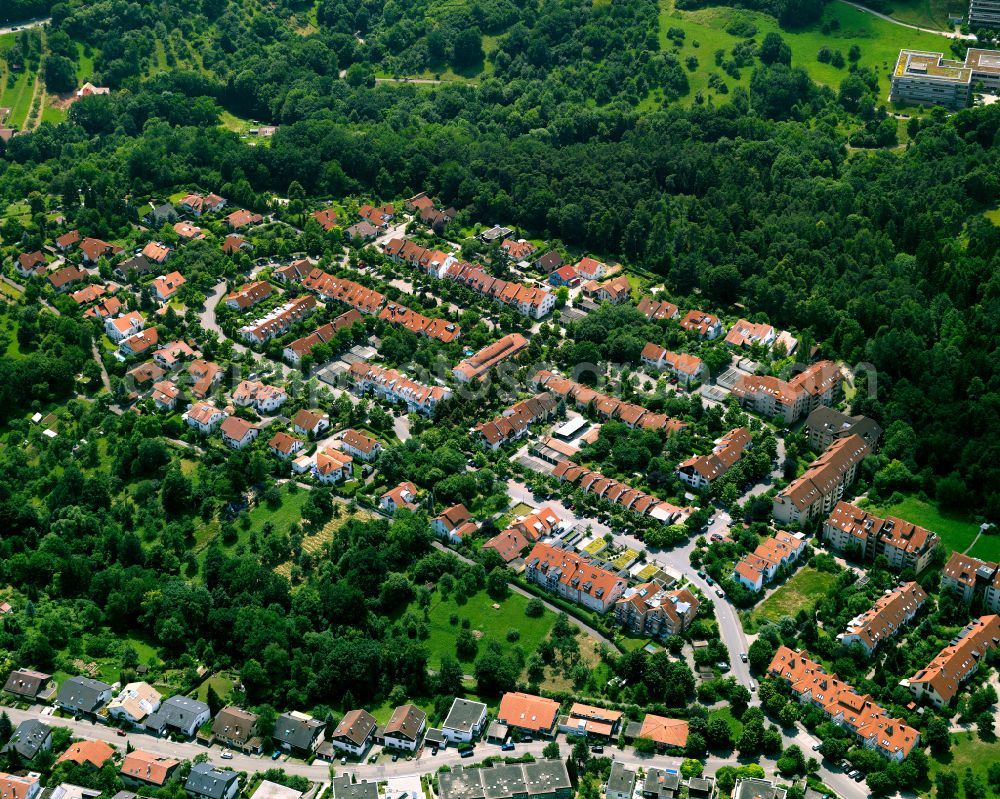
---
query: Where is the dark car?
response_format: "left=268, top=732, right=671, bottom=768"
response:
left=590, top=745, right=604, bottom=754
left=501, top=743, right=515, bottom=751
left=460, top=750, right=474, bottom=759
left=853, top=773, right=865, bottom=783
left=696, top=571, right=706, bottom=579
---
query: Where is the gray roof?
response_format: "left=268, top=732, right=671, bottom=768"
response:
left=147, top=695, right=209, bottom=731
left=332, top=777, right=378, bottom=799
left=184, top=763, right=239, bottom=799
left=424, top=727, right=446, bottom=745
left=4, top=669, right=51, bottom=699
left=116, top=255, right=156, bottom=277
left=440, top=762, right=571, bottom=799
left=805, top=406, right=882, bottom=449
left=607, top=763, right=636, bottom=796
left=57, top=676, right=112, bottom=712
left=643, top=769, right=680, bottom=798
left=523, top=761, right=572, bottom=797
left=443, top=698, right=487, bottom=734
left=273, top=712, right=324, bottom=750
left=685, top=776, right=714, bottom=797
left=734, top=779, right=786, bottom=799
left=2, top=718, right=51, bottom=759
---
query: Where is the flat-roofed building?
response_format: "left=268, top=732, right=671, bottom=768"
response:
left=891, top=48, right=1000, bottom=109
left=970, top=0, right=1000, bottom=27
left=438, top=762, right=572, bottom=799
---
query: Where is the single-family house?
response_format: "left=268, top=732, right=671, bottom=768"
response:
left=381, top=481, right=418, bottom=513
left=268, top=432, right=304, bottom=460
left=185, top=764, right=240, bottom=799
left=1, top=719, right=52, bottom=761
left=231, top=380, right=287, bottom=413
left=56, top=740, right=115, bottom=770
left=183, top=402, right=227, bottom=434
left=56, top=676, right=113, bottom=716
left=224, top=209, right=263, bottom=230
left=3, top=669, right=54, bottom=702
left=105, top=312, right=145, bottom=343
left=379, top=704, right=426, bottom=751
left=291, top=409, right=330, bottom=438
left=273, top=712, right=325, bottom=756
left=329, top=709, right=377, bottom=757
left=441, top=698, right=488, bottom=744
left=211, top=707, right=261, bottom=754
left=313, top=449, right=353, bottom=484
left=121, top=751, right=180, bottom=787
left=339, top=429, right=382, bottom=462
left=220, top=417, right=260, bottom=450
left=549, top=265, right=580, bottom=288
left=497, top=692, right=560, bottom=737
left=145, top=695, right=211, bottom=739
left=142, top=242, right=173, bottom=265
left=108, top=681, right=162, bottom=726
left=152, top=271, right=185, bottom=301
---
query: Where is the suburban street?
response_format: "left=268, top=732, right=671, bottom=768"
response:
left=0, top=17, right=49, bottom=36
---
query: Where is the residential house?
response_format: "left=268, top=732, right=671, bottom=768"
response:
left=232, top=380, right=287, bottom=413
left=3, top=669, right=54, bottom=702
left=733, top=530, right=806, bottom=593
left=453, top=334, right=529, bottom=383
left=676, top=427, right=751, bottom=490
left=940, top=552, right=1000, bottom=608
left=441, top=698, right=488, bottom=743
left=184, top=764, right=239, bottom=799
left=641, top=768, right=682, bottom=799
left=312, top=208, right=339, bottom=231
left=559, top=704, right=623, bottom=740
left=144, top=203, right=178, bottom=227
left=1, top=719, right=52, bottom=761
left=548, top=265, right=580, bottom=287
left=152, top=271, right=184, bottom=302
left=768, top=647, right=920, bottom=760
left=145, top=695, right=211, bottom=738
left=575, top=257, right=607, bottom=281
left=552, top=460, right=684, bottom=524
left=105, top=311, right=145, bottom=343
left=55, top=230, right=82, bottom=252
left=473, top=392, right=559, bottom=450
left=115, top=255, right=156, bottom=282
left=108, top=681, right=162, bottom=726
left=142, top=242, right=172, bottom=265
left=211, top=707, right=261, bottom=754
left=225, top=281, right=273, bottom=311
left=153, top=341, right=197, bottom=369
left=283, top=309, right=363, bottom=365
left=0, top=773, right=40, bottom=799
left=501, top=239, right=537, bottom=261
left=358, top=203, right=394, bottom=227
left=446, top=262, right=556, bottom=319
left=724, top=319, right=777, bottom=349
left=119, top=329, right=160, bottom=359
left=48, top=265, right=88, bottom=293
left=222, top=235, right=252, bottom=255
left=804, top=406, right=882, bottom=453
left=56, top=676, right=113, bottom=716
left=77, top=82, right=110, bottom=97
left=125, top=362, right=165, bottom=394
left=344, top=221, right=378, bottom=241
left=606, top=763, right=636, bottom=799
left=594, top=275, right=631, bottom=304
left=524, top=542, right=627, bottom=614
left=438, top=763, right=571, bottom=799
left=15, top=251, right=46, bottom=277
left=224, top=209, right=263, bottom=230
left=178, top=193, right=226, bottom=217
left=302, top=271, right=385, bottom=314
left=220, top=417, right=260, bottom=450
left=483, top=507, right=564, bottom=562
left=379, top=704, right=426, bottom=751
left=239, top=297, right=317, bottom=345
left=330, top=709, right=377, bottom=757
left=838, top=582, right=927, bottom=655
left=173, top=222, right=205, bottom=241
left=331, top=777, right=376, bottom=799
left=906, top=615, right=1000, bottom=707
left=479, top=225, right=512, bottom=243
left=313, top=449, right=353, bottom=484
left=268, top=432, right=304, bottom=460
left=483, top=528, right=533, bottom=563
left=349, top=362, right=452, bottom=415
left=615, top=584, right=699, bottom=640
left=79, top=238, right=123, bottom=264
left=71, top=284, right=107, bottom=306
left=733, top=779, right=785, bottom=799
left=378, top=302, right=461, bottom=343
left=535, top=251, right=563, bottom=274
left=432, top=504, right=478, bottom=544
left=637, top=296, right=680, bottom=322
left=337, top=429, right=381, bottom=462
left=273, top=712, right=325, bottom=755
left=633, top=715, right=688, bottom=750
left=640, top=344, right=706, bottom=386
left=273, top=259, right=314, bottom=285
left=497, top=692, right=560, bottom=737
left=121, top=751, right=180, bottom=788
left=86, top=295, right=124, bottom=321
left=56, top=741, right=115, bottom=770
left=381, top=481, right=418, bottom=513
left=772, top=435, right=870, bottom=525
left=822, top=502, right=939, bottom=573
left=679, top=311, right=723, bottom=339
left=291, top=409, right=330, bottom=438
left=188, top=360, right=223, bottom=399
left=183, top=402, right=228, bottom=434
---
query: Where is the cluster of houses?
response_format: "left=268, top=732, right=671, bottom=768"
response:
left=771, top=434, right=871, bottom=526
left=607, top=762, right=716, bottom=799
left=675, top=427, right=751, bottom=491
left=474, top=393, right=561, bottom=449
left=731, top=361, right=842, bottom=425
left=552, top=460, right=687, bottom=525
left=732, top=530, right=807, bottom=593
left=822, top=501, right=940, bottom=573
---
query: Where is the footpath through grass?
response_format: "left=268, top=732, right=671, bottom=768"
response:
left=750, top=567, right=838, bottom=627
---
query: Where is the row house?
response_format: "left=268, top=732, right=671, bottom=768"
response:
left=283, top=308, right=363, bottom=365
left=273, top=258, right=314, bottom=284
left=302, top=270, right=386, bottom=314
left=349, top=362, right=452, bottom=415
left=637, top=296, right=680, bottom=321
left=768, top=647, right=920, bottom=761
left=225, top=280, right=273, bottom=310
left=553, top=460, right=685, bottom=524
left=823, top=501, right=940, bottom=573
left=614, top=583, right=699, bottom=640
left=473, top=392, right=559, bottom=449
left=679, top=310, right=723, bottom=339
left=378, top=302, right=460, bottom=343
left=676, top=427, right=751, bottom=490
left=382, top=237, right=455, bottom=279
left=483, top=506, right=564, bottom=562
left=640, top=344, right=707, bottom=386
left=838, top=582, right=927, bottom=655
left=533, top=370, right=686, bottom=435
left=220, top=417, right=260, bottom=450
left=772, top=434, right=870, bottom=525
left=178, top=192, right=226, bottom=217
left=524, top=542, right=627, bottom=614
left=453, top=333, right=528, bottom=382
left=905, top=615, right=1000, bottom=707
left=447, top=262, right=556, bottom=319
left=940, top=552, right=1000, bottom=610
left=733, top=530, right=806, bottom=593
left=231, top=379, right=287, bottom=413
left=239, top=296, right=317, bottom=345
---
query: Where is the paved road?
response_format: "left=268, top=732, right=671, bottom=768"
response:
left=0, top=17, right=49, bottom=35
left=841, top=0, right=975, bottom=38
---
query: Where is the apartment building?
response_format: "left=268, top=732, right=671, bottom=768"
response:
left=768, top=647, right=920, bottom=760
left=348, top=362, right=452, bottom=415
left=733, top=530, right=807, bottom=592
left=772, top=434, right=870, bottom=525
left=453, top=333, right=529, bottom=382
left=940, top=551, right=1000, bottom=610
left=524, top=542, right=627, bottom=614
left=640, top=344, right=707, bottom=386
left=837, top=582, right=927, bottom=655
left=438, top=762, right=571, bottom=799
left=614, top=583, right=699, bottom=640
left=890, top=48, right=1000, bottom=109
left=905, top=615, right=1000, bottom=707
left=302, top=270, right=386, bottom=314
left=676, top=427, right=751, bottom=490
left=969, top=0, right=1000, bottom=27
left=732, top=360, right=842, bottom=424
left=239, top=296, right=317, bottom=345
left=283, top=309, right=363, bottom=365
left=804, top=406, right=883, bottom=452
left=823, top=501, right=940, bottom=573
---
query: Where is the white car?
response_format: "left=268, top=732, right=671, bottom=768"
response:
left=220, top=750, right=233, bottom=760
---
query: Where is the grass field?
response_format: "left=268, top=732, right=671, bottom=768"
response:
left=750, top=567, right=838, bottom=626
left=986, top=208, right=1000, bottom=227
left=968, top=535, right=1000, bottom=562
left=195, top=671, right=237, bottom=702
left=868, top=495, right=979, bottom=553
left=880, top=0, right=966, bottom=30
left=0, top=68, right=36, bottom=129
left=422, top=588, right=556, bottom=669
left=926, top=733, right=1000, bottom=797
left=658, top=0, right=955, bottom=106
left=708, top=706, right=743, bottom=744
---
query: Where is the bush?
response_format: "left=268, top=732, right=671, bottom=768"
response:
left=525, top=598, right=545, bottom=617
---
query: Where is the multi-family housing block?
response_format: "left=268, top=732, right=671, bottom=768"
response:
left=838, top=582, right=927, bottom=655
left=473, top=392, right=559, bottom=449
left=905, top=615, right=1000, bottom=707
left=524, top=542, right=628, bottom=613
left=640, top=344, right=707, bottom=386
left=483, top=507, right=564, bottom=562
left=239, top=296, right=317, bottom=345
left=969, top=0, right=1000, bottom=27
left=453, top=333, right=529, bottom=382
left=615, top=583, right=699, bottom=640
left=804, top=406, right=883, bottom=452
left=283, top=309, right=363, bottom=365
left=437, top=762, right=572, bottom=799
left=939, top=552, right=1000, bottom=610
left=772, top=434, right=870, bottom=525
left=732, top=360, right=842, bottom=424
left=890, top=48, right=1000, bottom=110
left=225, top=280, right=273, bottom=310
left=823, top=501, right=940, bottom=573
left=637, top=296, right=679, bottom=321
left=768, top=647, right=920, bottom=760
left=679, top=310, right=723, bottom=339
left=733, top=530, right=806, bottom=592
left=349, top=363, right=452, bottom=415
left=676, top=427, right=751, bottom=490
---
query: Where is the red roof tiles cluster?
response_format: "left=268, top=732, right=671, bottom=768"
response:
left=637, top=296, right=679, bottom=321
left=379, top=302, right=460, bottom=343
left=525, top=542, right=627, bottom=607
left=283, top=308, right=363, bottom=362
left=732, top=529, right=805, bottom=590
left=302, top=269, right=386, bottom=314
left=552, top=460, right=684, bottom=523
left=907, top=615, right=1000, bottom=705
left=676, top=427, right=751, bottom=485
left=239, top=296, right=317, bottom=344
left=473, top=392, right=559, bottom=447
left=453, top=333, right=528, bottom=381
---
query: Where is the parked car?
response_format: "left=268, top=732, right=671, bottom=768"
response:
left=710, top=534, right=723, bottom=542
left=590, top=745, right=604, bottom=754
left=740, top=652, right=748, bottom=663
left=460, top=750, right=474, bottom=759
left=749, top=681, right=756, bottom=692
left=341, top=757, right=348, bottom=765
left=392, top=754, right=398, bottom=762
left=811, top=743, right=821, bottom=751
left=696, top=571, right=706, bottom=579
left=116, top=730, right=126, bottom=737
left=853, top=773, right=865, bottom=783
left=431, top=748, right=438, bottom=756
left=220, top=750, right=233, bottom=760
left=271, top=751, right=281, bottom=761
left=501, top=743, right=515, bottom=751
left=715, top=588, right=725, bottom=598
left=716, top=662, right=730, bottom=672
left=705, top=576, right=714, bottom=586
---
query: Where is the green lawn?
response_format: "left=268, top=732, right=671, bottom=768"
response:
left=880, top=0, right=966, bottom=30
left=76, top=42, right=96, bottom=82
left=41, top=103, right=65, bottom=125
left=195, top=483, right=310, bottom=559
left=658, top=0, right=955, bottom=107
left=926, top=733, right=1000, bottom=797
left=421, top=588, right=557, bottom=670
left=750, top=567, right=838, bottom=626
left=0, top=68, right=36, bottom=129
left=986, top=208, right=1000, bottom=227
left=868, top=495, right=979, bottom=554
left=195, top=672, right=237, bottom=702
left=968, top=535, right=1000, bottom=563
left=708, top=706, right=743, bottom=744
